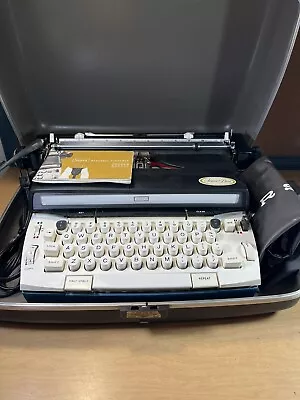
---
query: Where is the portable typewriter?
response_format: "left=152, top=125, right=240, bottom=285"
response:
left=0, top=0, right=299, bottom=322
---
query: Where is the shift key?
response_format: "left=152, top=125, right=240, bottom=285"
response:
left=222, top=253, right=242, bottom=268
left=44, top=258, right=65, bottom=272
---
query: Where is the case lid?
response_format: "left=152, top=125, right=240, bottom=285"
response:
left=0, top=0, right=299, bottom=145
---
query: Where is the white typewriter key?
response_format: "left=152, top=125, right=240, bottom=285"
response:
left=113, top=221, right=124, bottom=234
left=84, top=256, right=96, bottom=271
left=100, top=256, right=112, bottom=271
left=146, top=254, right=158, bottom=270
left=91, top=231, right=102, bottom=244
left=182, top=242, right=194, bottom=256
left=197, top=242, right=208, bottom=256
left=44, top=258, right=65, bottom=272
left=222, top=253, right=242, bottom=268
left=106, top=231, right=116, bottom=244
left=170, top=221, right=179, bottom=233
left=138, top=243, right=149, bottom=257
left=168, top=242, right=179, bottom=256
left=224, top=218, right=235, bottom=232
left=155, top=220, right=165, bottom=233
left=64, top=276, right=92, bottom=291
left=124, top=243, right=135, bottom=257
left=128, top=220, right=138, bottom=233
left=108, top=244, right=119, bottom=258
left=85, top=221, right=96, bottom=234
left=142, top=221, right=151, bottom=233
left=163, top=230, right=173, bottom=244
left=76, top=231, right=87, bottom=245
left=176, top=254, right=188, bottom=269
left=68, top=257, right=81, bottom=272
left=71, top=221, right=82, bottom=234
left=149, top=230, right=159, bottom=244
left=183, top=220, right=193, bottom=233
left=78, top=244, right=90, bottom=258
left=205, top=230, right=216, bottom=244
left=100, top=220, right=110, bottom=234
left=43, top=228, right=56, bottom=242
left=177, top=230, right=188, bottom=244
left=120, top=231, right=131, bottom=244
left=153, top=242, right=164, bottom=257
left=115, top=256, right=127, bottom=271
left=93, top=244, right=105, bottom=258
left=197, top=221, right=207, bottom=232
left=63, top=244, right=75, bottom=259
left=161, top=254, right=173, bottom=270
left=191, top=230, right=202, bottom=244
left=134, top=230, right=145, bottom=244
left=132, top=255, right=143, bottom=270
left=62, top=232, right=73, bottom=245
left=191, top=254, right=203, bottom=269
left=212, top=242, right=223, bottom=256
left=207, top=253, right=219, bottom=269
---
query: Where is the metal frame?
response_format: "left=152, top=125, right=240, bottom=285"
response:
left=56, top=132, right=234, bottom=151
left=0, top=290, right=299, bottom=312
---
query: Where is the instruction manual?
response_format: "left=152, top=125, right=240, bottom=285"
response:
left=33, top=149, right=134, bottom=184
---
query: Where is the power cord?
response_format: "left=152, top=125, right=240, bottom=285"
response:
left=0, top=139, right=44, bottom=174
left=0, top=157, right=35, bottom=297
left=0, top=139, right=48, bottom=297
left=0, top=186, right=31, bottom=298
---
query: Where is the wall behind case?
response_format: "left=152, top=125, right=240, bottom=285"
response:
left=257, top=35, right=300, bottom=156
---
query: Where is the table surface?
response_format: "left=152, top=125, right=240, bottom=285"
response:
left=1, top=169, right=300, bottom=400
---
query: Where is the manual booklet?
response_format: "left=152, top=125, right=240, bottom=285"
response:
left=33, top=149, right=134, bottom=184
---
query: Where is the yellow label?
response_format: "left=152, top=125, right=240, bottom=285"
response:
left=59, top=150, right=134, bottom=181
left=199, top=177, right=236, bottom=186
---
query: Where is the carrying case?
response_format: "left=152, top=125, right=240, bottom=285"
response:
left=0, top=0, right=299, bottom=323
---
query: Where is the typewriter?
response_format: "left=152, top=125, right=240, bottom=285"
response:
left=20, top=132, right=261, bottom=302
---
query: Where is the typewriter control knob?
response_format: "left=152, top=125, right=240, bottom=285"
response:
left=56, top=220, right=68, bottom=234
left=210, top=218, right=221, bottom=232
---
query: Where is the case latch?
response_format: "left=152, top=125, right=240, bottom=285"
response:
left=120, top=304, right=169, bottom=321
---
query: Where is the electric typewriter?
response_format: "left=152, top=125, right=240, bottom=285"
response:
left=20, top=131, right=261, bottom=302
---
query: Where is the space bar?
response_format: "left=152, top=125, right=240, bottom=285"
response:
left=92, top=274, right=192, bottom=291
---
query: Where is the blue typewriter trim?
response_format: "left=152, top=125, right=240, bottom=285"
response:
left=23, top=287, right=258, bottom=303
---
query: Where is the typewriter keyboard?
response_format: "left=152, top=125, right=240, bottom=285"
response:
left=20, top=213, right=261, bottom=293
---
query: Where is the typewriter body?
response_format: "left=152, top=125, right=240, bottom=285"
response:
left=20, top=131, right=261, bottom=302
